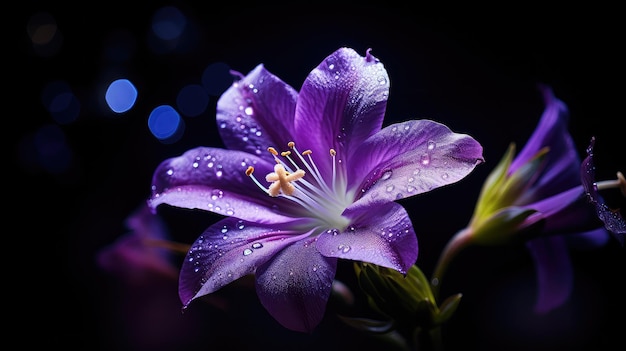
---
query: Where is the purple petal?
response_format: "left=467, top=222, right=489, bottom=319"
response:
left=216, top=64, right=298, bottom=159
left=350, top=120, right=483, bottom=207
left=528, top=186, right=602, bottom=235
left=179, top=217, right=309, bottom=307
left=510, top=85, right=580, bottom=198
left=293, top=48, right=389, bottom=176
left=581, top=137, right=626, bottom=243
left=526, top=236, right=573, bottom=314
left=316, top=202, right=417, bottom=274
left=149, top=147, right=296, bottom=224
left=255, top=239, right=338, bottom=333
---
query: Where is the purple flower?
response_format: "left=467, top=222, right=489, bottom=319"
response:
left=149, top=47, right=484, bottom=332
left=451, top=85, right=611, bottom=314
left=97, top=204, right=179, bottom=284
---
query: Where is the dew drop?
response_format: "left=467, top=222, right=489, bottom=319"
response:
left=386, top=185, right=395, bottom=192
left=420, top=154, right=430, bottom=165
left=427, top=141, right=436, bottom=150
left=244, top=106, right=253, bottom=115
left=251, top=242, right=263, bottom=249
left=226, top=208, right=235, bottom=215
left=442, top=173, right=449, bottom=180
left=381, top=170, right=392, bottom=180
left=221, top=226, right=228, bottom=233
left=192, top=162, right=199, bottom=168
left=338, top=244, right=351, bottom=253
left=211, top=189, right=224, bottom=200
left=243, top=248, right=253, bottom=256
left=166, top=169, right=174, bottom=176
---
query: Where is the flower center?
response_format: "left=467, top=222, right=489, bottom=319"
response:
left=246, top=142, right=353, bottom=231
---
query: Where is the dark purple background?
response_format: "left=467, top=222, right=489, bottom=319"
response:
left=17, top=3, right=624, bottom=351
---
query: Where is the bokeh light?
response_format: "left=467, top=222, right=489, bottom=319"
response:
left=41, top=80, right=80, bottom=125
left=148, top=104, right=184, bottom=143
left=105, top=79, right=138, bottom=114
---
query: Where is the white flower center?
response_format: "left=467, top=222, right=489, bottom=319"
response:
left=246, top=142, right=354, bottom=231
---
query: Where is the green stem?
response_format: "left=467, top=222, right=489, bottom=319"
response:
left=430, top=227, right=473, bottom=301
left=411, top=326, right=443, bottom=351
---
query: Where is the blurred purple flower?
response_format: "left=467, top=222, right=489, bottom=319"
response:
left=148, top=47, right=484, bottom=332
left=440, top=85, right=611, bottom=314
left=97, top=204, right=180, bottom=284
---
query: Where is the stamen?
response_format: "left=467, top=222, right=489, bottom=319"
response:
left=245, top=166, right=270, bottom=195
left=267, top=147, right=278, bottom=156
left=291, top=145, right=334, bottom=196
left=330, top=148, right=337, bottom=192
left=596, top=171, right=626, bottom=197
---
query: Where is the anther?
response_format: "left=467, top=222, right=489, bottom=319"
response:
left=245, top=166, right=254, bottom=176
left=281, top=151, right=291, bottom=157
left=330, top=149, right=336, bottom=156
left=288, top=141, right=295, bottom=148
left=268, top=147, right=278, bottom=156
left=302, top=150, right=312, bottom=156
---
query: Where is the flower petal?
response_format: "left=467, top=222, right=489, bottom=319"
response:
left=581, top=137, right=626, bottom=244
left=317, top=202, right=417, bottom=274
left=149, top=147, right=296, bottom=224
left=294, top=47, right=389, bottom=176
left=179, top=217, right=309, bottom=307
left=350, top=119, right=484, bottom=207
left=255, top=239, right=338, bottom=333
left=216, top=64, right=298, bottom=159
left=510, top=85, right=580, bottom=198
left=526, top=236, right=572, bottom=314
left=529, top=186, right=603, bottom=235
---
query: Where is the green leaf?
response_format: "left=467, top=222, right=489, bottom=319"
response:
left=435, top=293, right=462, bottom=324
left=471, top=207, right=538, bottom=245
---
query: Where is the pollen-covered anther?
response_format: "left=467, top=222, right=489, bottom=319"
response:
left=266, top=164, right=306, bottom=197
left=245, top=166, right=254, bottom=176
left=330, top=148, right=337, bottom=156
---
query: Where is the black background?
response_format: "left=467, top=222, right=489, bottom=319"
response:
left=16, top=3, right=625, bottom=351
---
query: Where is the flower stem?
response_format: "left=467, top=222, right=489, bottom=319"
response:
left=430, top=227, right=473, bottom=300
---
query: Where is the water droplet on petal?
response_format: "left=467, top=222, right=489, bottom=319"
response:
left=243, top=248, right=253, bottom=256
left=338, top=244, right=351, bottom=253
left=381, top=170, right=392, bottom=180
left=420, top=154, right=430, bottom=165
left=251, top=242, right=263, bottom=249
left=427, top=141, right=436, bottom=150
